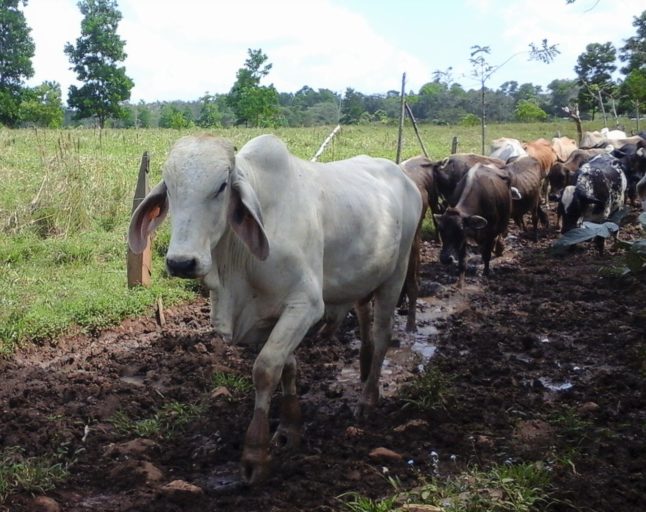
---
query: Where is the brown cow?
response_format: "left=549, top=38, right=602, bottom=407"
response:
left=523, top=138, right=557, bottom=205
left=434, top=164, right=514, bottom=288
left=506, top=156, right=548, bottom=239
left=398, top=155, right=437, bottom=332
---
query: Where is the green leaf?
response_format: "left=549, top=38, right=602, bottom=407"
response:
left=551, top=222, right=618, bottom=255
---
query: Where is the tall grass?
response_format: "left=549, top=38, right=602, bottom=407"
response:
left=0, top=120, right=627, bottom=352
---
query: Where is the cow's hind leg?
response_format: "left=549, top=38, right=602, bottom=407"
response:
left=358, top=277, right=403, bottom=414
left=271, top=354, right=302, bottom=451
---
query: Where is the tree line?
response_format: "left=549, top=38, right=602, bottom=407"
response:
left=1, top=1, right=645, bottom=130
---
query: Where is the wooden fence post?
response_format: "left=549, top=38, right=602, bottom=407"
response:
left=451, top=136, right=459, bottom=154
left=127, top=151, right=152, bottom=288
left=396, top=72, right=406, bottom=163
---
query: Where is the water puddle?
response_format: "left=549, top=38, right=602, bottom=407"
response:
left=205, top=463, right=246, bottom=494
left=539, top=377, right=574, bottom=391
left=333, top=285, right=477, bottom=399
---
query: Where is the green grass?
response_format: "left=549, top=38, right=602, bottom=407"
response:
left=211, top=370, right=253, bottom=396
left=0, top=447, right=70, bottom=503
left=110, top=401, right=205, bottom=439
left=0, top=121, right=628, bottom=352
left=401, top=367, right=450, bottom=412
left=338, top=462, right=553, bottom=512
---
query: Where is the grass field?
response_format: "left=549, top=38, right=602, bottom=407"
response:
left=0, top=120, right=630, bottom=352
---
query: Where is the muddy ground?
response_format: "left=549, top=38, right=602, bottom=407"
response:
left=1, top=207, right=645, bottom=512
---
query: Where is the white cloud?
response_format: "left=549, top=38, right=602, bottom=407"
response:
left=22, top=0, right=641, bottom=102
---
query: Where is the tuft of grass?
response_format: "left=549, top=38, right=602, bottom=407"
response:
left=401, top=367, right=450, bottom=412
left=211, top=371, right=253, bottom=395
left=0, top=447, right=70, bottom=503
left=404, top=462, right=552, bottom=512
left=110, top=401, right=205, bottom=439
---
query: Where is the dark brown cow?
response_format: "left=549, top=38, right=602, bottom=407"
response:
left=432, top=153, right=506, bottom=209
left=506, top=156, right=548, bottom=239
left=434, top=164, right=513, bottom=288
left=398, top=155, right=437, bottom=332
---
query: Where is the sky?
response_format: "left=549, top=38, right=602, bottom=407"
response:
left=22, top=0, right=643, bottom=104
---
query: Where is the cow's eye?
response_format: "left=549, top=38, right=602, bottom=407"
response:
left=214, top=182, right=227, bottom=197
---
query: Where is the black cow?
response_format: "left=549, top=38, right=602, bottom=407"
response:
left=434, top=163, right=513, bottom=287
left=611, top=138, right=646, bottom=206
left=506, top=156, right=548, bottom=239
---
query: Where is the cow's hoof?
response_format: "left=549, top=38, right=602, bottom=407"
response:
left=240, top=449, right=271, bottom=485
left=271, top=425, right=302, bottom=451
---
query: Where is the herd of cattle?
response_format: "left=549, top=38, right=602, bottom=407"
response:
left=127, top=128, right=645, bottom=484
left=401, top=127, right=646, bottom=301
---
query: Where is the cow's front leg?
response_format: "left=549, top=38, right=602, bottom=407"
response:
left=240, top=293, right=323, bottom=485
left=271, top=354, right=302, bottom=451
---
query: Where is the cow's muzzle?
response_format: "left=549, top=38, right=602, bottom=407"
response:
left=166, top=256, right=198, bottom=278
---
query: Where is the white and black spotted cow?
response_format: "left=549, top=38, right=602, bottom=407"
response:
left=557, top=153, right=627, bottom=236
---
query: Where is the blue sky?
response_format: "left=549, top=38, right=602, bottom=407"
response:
left=23, top=0, right=642, bottom=103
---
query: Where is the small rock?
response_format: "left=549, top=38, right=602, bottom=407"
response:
left=394, top=419, right=429, bottom=432
left=160, top=480, right=204, bottom=503
left=346, top=469, right=362, bottom=481
left=475, top=435, right=495, bottom=449
left=324, top=383, right=344, bottom=398
left=31, top=496, right=61, bottom=512
left=345, top=426, right=365, bottom=438
left=400, top=505, right=444, bottom=512
left=104, top=438, right=158, bottom=458
left=211, top=386, right=232, bottom=400
left=579, top=401, right=599, bottom=413
left=194, top=342, right=208, bottom=353
left=369, top=447, right=403, bottom=461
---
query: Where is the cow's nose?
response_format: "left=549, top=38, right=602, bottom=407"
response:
left=166, top=256, right=197, bottom=277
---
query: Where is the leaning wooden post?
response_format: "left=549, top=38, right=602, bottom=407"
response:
left=404, top=102, right=428, bottom=158
left=127, top=151, right=152, bottom=288
left=395, top=72, right=406, bottom=163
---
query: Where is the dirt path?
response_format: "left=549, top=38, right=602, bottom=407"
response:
left=1, top=209, right=645, bottom=511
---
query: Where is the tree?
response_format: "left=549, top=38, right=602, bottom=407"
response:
left=159, top=103, right=193, bottom=129
left=20, top=81, right=64, bottom=127
left=574, top=42, right=617, bottom=119
left=619, top=10, right=646, bottom=74
left=515, top=99, right=548, bottom=122
left=546, top=79, right=579, bottom=115
left=0, top=0, right=35, bottom=127
left=227, top=48, right=279, bottom=127
left=470, top=41, right=559, bottom=153
left=197, top=93, right=222, bottom=128
left=64, top=0, right=134, bottom=128
left=340, top=88, right=365, bottom=124
left=620, top=69, right=646, bottom=130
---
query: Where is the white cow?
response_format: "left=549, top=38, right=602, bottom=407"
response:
left=128, top=134, right=422, bottom=484
left=489, top=137, right=528, bottom=162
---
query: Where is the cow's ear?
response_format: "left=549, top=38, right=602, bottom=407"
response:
left=637, top=147, right=646, bottom=157
left=128, top=181, right=168, bottom=254
left=228, top=169, right=270, bottom=260
left=465, top=215, right=488, bottom=230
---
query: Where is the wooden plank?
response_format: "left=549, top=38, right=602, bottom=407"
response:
left=127, top=152, right=152, bottom=288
